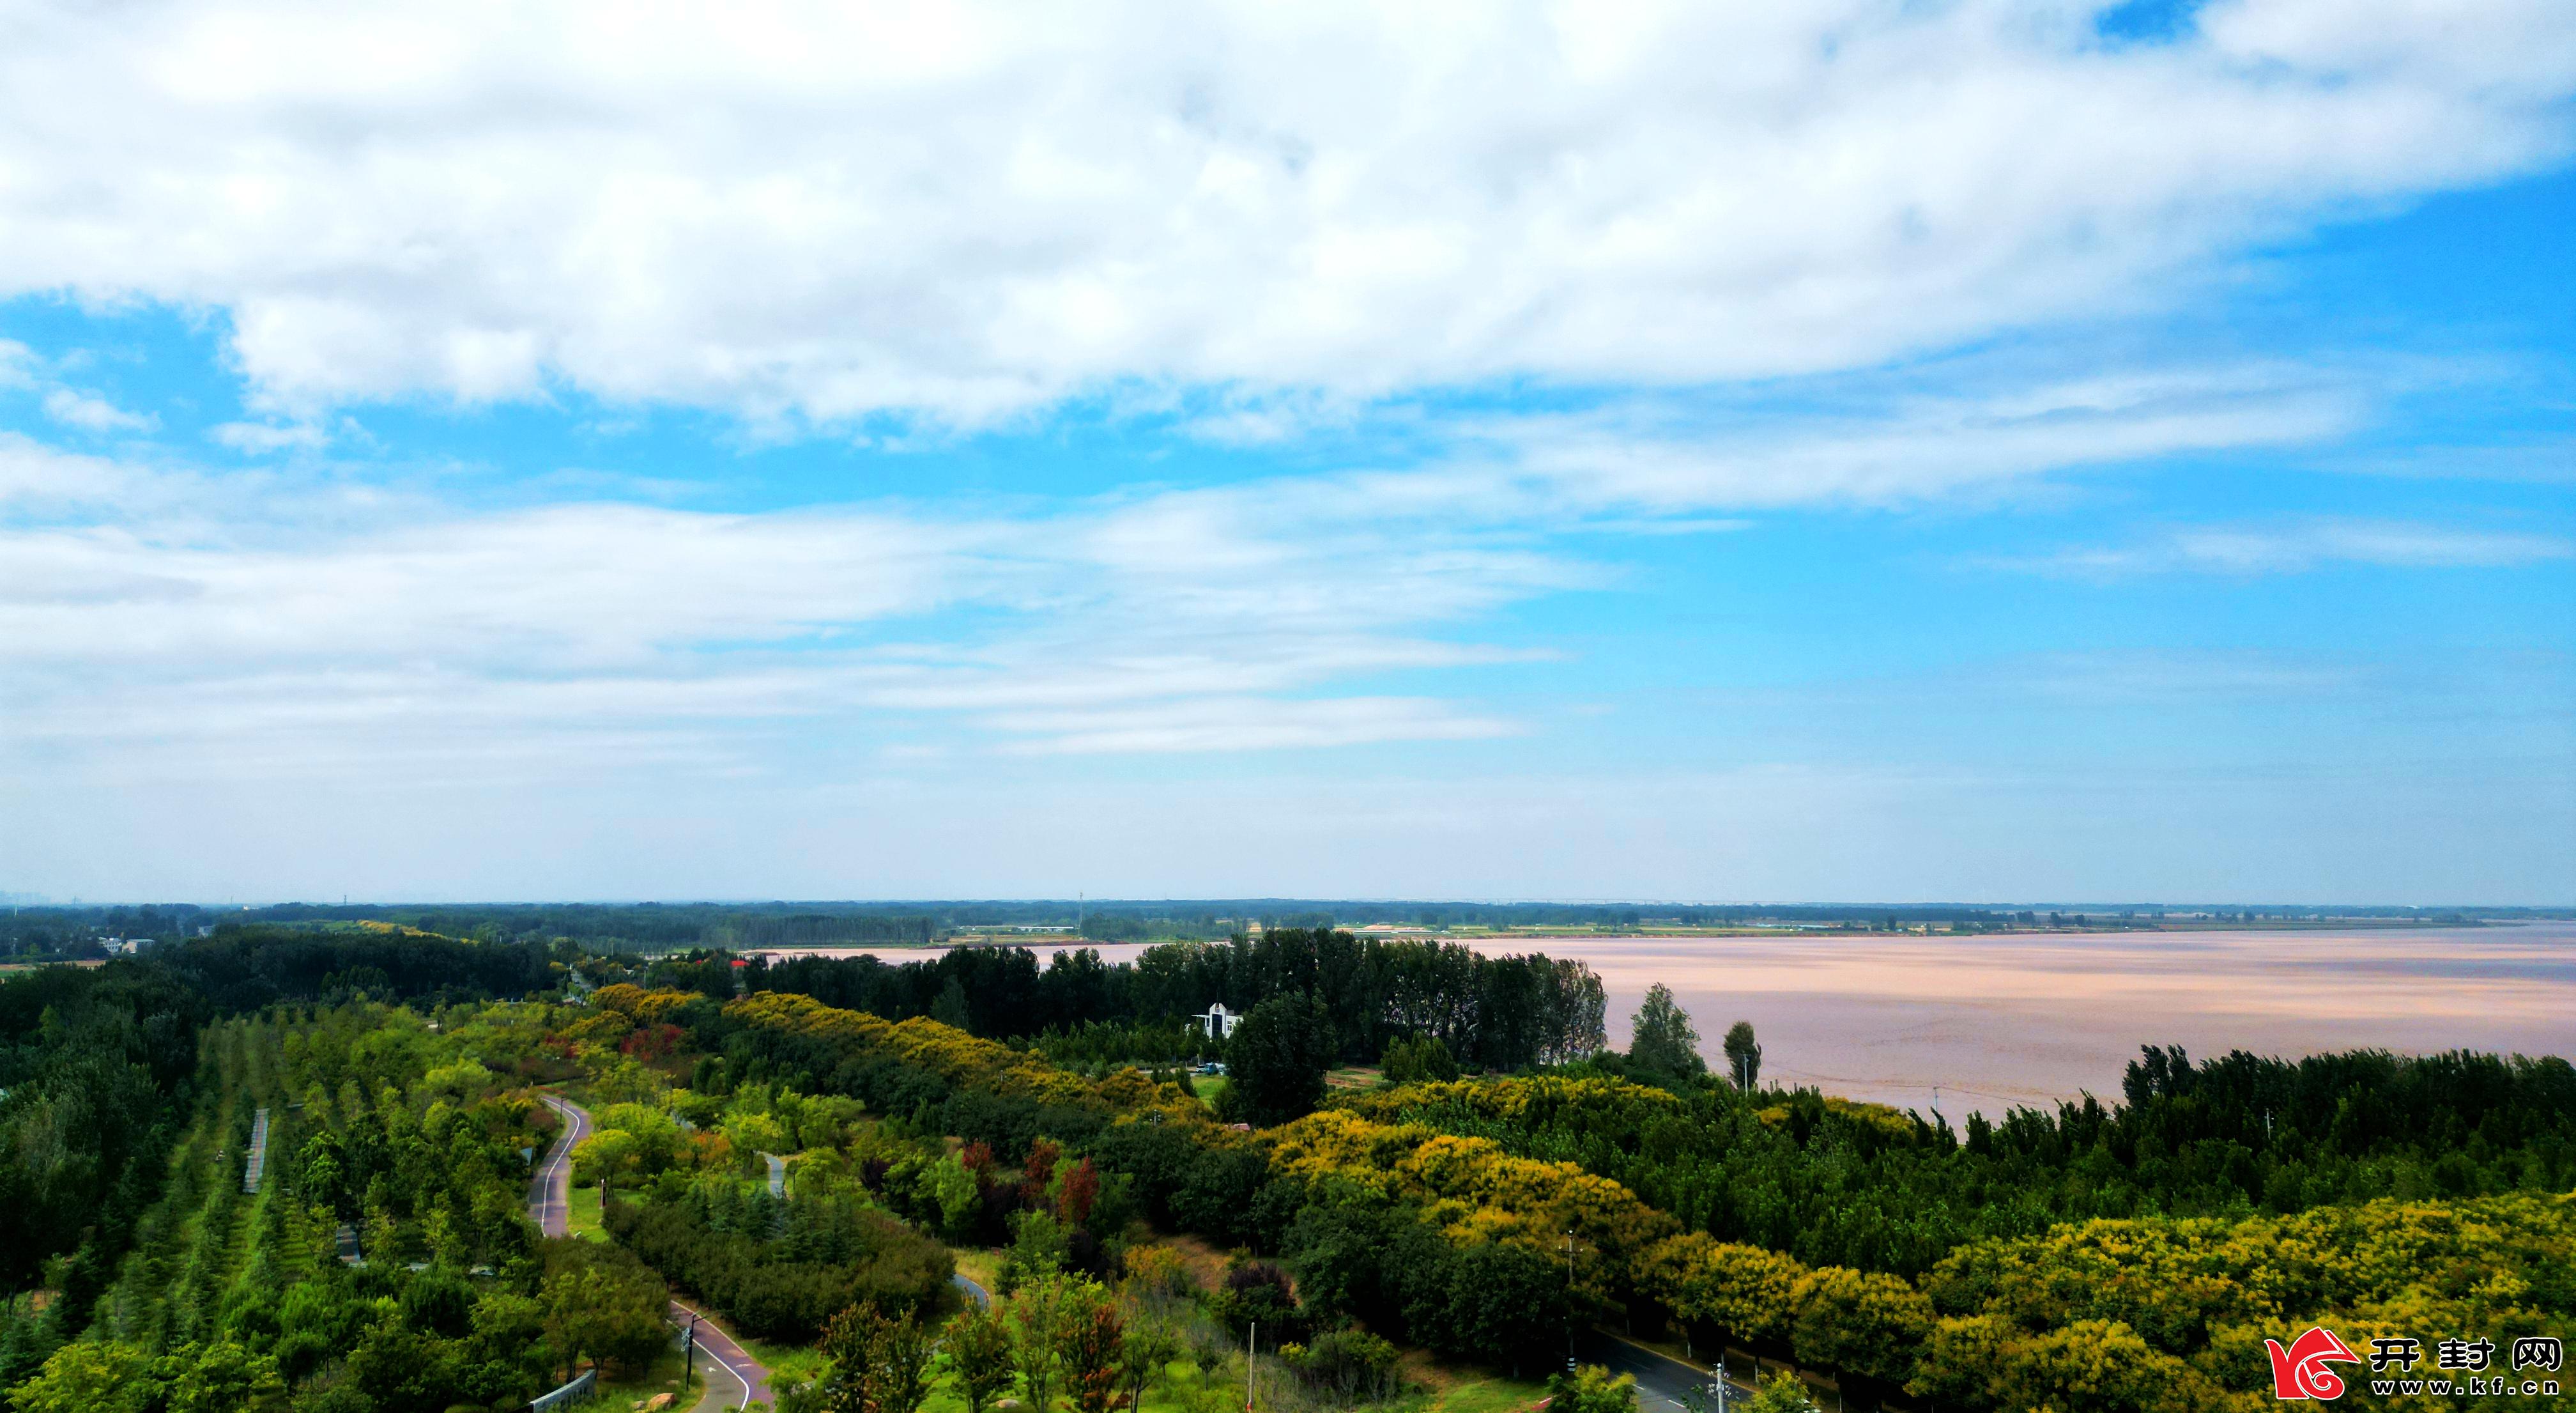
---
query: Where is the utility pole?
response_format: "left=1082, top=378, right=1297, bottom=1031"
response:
left=1564, top=1228, right=1577, bottom=1373
left=1245, top=1322, right=1255, bottom=1412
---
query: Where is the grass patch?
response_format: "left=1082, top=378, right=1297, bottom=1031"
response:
left=1417, top=1370, right=1547, bottom=1413
left=949, top=1247, right=1002, bottom=1296
left=1193, top=1076, right=1229, bottom=1111
left=742, top=1334, right=831, bottom=1391
left=589, top=1341, right=699, bottom=1408
left=567, top=1180, right=609, bottom=1242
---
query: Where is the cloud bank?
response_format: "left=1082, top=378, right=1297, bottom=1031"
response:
left=1, top=0, right=2569, bottom=422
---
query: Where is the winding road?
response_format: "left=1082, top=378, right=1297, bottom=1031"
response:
left=1577, top=1329, right=1834, bottom=1413
left=671, top=1296, right=773, bottom=1412
left=530, top=1094, right=589, bottom=1237
left=532, top=1092, right=772, bottom=1412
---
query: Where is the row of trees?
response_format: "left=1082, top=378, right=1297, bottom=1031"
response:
left=785, top=1251, right=1205, bottom=1413
left=1342, top=1038, right=2576, bottom=1276
left=0, top=959, right=206, bottom=1311
left=728, top=929, right=1609, bottom=1071
left=3, top=1001, right=673, bottom=1412
left=604, top=1186, right=953, bottom=1343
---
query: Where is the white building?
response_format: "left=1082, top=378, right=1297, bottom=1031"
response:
left=1192, top=1001, right=1243, bottom=1040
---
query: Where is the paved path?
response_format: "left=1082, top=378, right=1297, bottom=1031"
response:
left=243, top=1107, right=270, bottom=1194
left=1577, top=1329, right=1771, bottom=1413
left=952, top=1272, right=991, bottom=1309
left=530, top=1093, right=590, bottom=1238
left=529, top=1093, right=774, bottom=1412
left=672, top=1297, right=772, bottom=1412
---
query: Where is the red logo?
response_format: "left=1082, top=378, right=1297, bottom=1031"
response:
left=2267, top=1327, right=2361, bottom=1400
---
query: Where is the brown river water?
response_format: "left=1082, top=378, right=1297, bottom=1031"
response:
left=753, top=924, right=2576, bottom=1117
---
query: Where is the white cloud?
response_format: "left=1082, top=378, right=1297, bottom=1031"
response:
left=2009, top=518, right=2575, bottom=575
left=988, top=695, right=1519, bottom=755
left=0, top=1, right=2566, bottom=422
left=210, top=420, right=331, bottom=454
left=40, top=387, right=155, bottom=433
left=0, top=350, right=2447, bottom=780
left=0, top=432, right=159, bottom=514
left=0, top=449, right=1578, bottom=776
left=3, top=342, right=159, bottom=435
left=1202, top=361, right=2366, bottom=529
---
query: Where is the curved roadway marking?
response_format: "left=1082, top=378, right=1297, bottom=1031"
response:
left=671, top=1297, right=765, bottom=1412
left=530, top=1092, right=770, bottom=1412
left=532, top=1093, right=590, bottom=1238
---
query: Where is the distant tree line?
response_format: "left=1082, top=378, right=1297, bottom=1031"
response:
left=0, top=903, right=214, bottom=959
left=172, top=924, right=553, bottom=1013
left=717, top=930, right=1607, bottom=1072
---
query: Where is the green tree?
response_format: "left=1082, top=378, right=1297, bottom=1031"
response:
left=920, top=1153, right=980, bottom=1242
left=1644, top=1235, right=1802, bottom=1343
left=1984, top=1318, right=2211, bottom=1413
left=1722, top=1021, right=1761, bottom=1092
left=818, top=1303, right=873, bottom=1413
left=163, top=1340, right=287, bottom=1413
left=1787, top=1267, right=1933, bottom=1389
left=816, top=1303, right=933, bottom=1413
left=1742, top=1371, right=1819, bottom=1413
left=871, top=1306, right=937, bottom=1413
left=300, top=1131, right=351, bottom=1217
left=1415, top=1240, right=1567, bottom=1375
left=1114, top=1306, right=1178, bottom=1413
left=932, top=978, right=974, bottom=1031
left=1220, top=994, right=1335, bottom=1125
left=1545, top=1364, right=1639, bottom=1413
left=1001, top=1208, right=1071, bottom=1294
left=1627, top=984, right=1705, bottom=1078
left=346, top=1318, right=467, bottom=1412
left=9, top=1340, right=157, bottom=1413
left=945, top=1303, right=1018, bottom=1413
left=539, top=1240, right=670, bottom=1381
left=1009, top=1274, right=1069, bottom=1413
left=1116, top=1253, right=1189, bottom=1412
left=1381, top=1034, right=1460, bottom=1086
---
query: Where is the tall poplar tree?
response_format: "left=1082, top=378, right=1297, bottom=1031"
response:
left=1627, top=984, right=1706, bottom=1077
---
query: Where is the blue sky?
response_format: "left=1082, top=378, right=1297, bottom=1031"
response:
left=1, top=0, right=2569, bottom=902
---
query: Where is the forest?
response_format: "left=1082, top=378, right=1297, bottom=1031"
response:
left=1, top=923, right=2568, bottom=1413
left=699, top=929, right=1611, bottom=1072
left=1, top=995, right=672, bottom=1410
